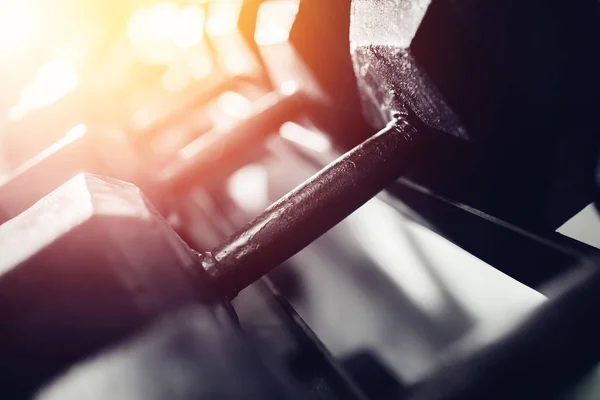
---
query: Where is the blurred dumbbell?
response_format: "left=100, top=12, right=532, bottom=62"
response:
left=0, top=173, right=207, bottom=396
left=0, top=22, right=269, bottom=225
left=130, top=75, right=264, bottom=157
left=158, top=83, right=307, bottom=192
left=0, top=84, right=261, bottom=225
left=0, top=36, right=315, bottom=226
left=0, top=105, right=421, bottom=396
left=0, top=1, right=328, bottom=226
left=0, top=84, right=306, bottom=226
left=250, top=0, right=371, bottom=146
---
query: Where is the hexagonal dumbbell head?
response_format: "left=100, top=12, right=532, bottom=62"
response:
left=0, top=174, right=204, bottom=397
left=350, top=0, right=467, bottom=138
left=350, top=0, right=599, bottom=142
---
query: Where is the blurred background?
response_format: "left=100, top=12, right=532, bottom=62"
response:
left=0, top=0, right=261, bottom=170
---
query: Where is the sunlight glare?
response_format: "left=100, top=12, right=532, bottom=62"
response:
left=127, top=2, right=206, bottom=64
left=9, top=59, right=79, bottom=121
left=254, top=0, right=300, bottom=45
left=205, top=0, right=244, bottom=37
left=0, top=1, right=41, bottom=57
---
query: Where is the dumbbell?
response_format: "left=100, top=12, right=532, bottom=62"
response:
left=0, top=1, right=318, bottom=226
left=0, top=102, right=421, bottom=396
left=0, top=78, right=271, bottom=225
left=0, top=173, right=210, bottom=397
left=0, top=83, right=307, bottom=227
left=249, top=0, right=366, bottom=146
left=350, top=0, right=467, bottom=139
left=350, top=0, right=599, bottom=137
left=0, top=1, right=453, bottom=392
left=158, top=84, right=307, bottom=193
left=0, top=11, right=272, bottom=225
left=350, top=0, right=600, bottom=230
left=130, top=75, right=255, bottom=151
left=6, top=2, right=597, bottom=398
left=0, top=0, right=325, bottom=226
left=8, top=0, right=540, bottom=394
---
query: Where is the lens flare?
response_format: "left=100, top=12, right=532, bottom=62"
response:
left=9, top=59, right=79, bottom=121
left=279, top=122, right=331, bottom=153
left=254, top=0, right=300, bottom=45
left=127, top=2, right=206, bottom=65
left=205, top=0, right=244, bottom=37
left=217, top=91, right=253, bottom=120
left=0, top=1, right=41, bottom=57
left=172, top=5, right=206, bottom=49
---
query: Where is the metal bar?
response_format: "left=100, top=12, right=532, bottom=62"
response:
left=132, top=75, right=253, bottom=146
left=383, top=178, right=597, bottom=292
left=159, top=89, right=307, bottom=192
left=199, top=114, right=422, bottom=298
left=411, top=258, right=600, bottom=400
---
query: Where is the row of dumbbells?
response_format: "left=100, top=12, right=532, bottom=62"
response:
left=5, top=65, right=600, bottom=397
left=0, top=90, right=421, bottom=399
left=6, top=135, right=600, bottom=399
left=3, top=0, right=600, bottom=398
left=0, top=3, right=396, bottom=395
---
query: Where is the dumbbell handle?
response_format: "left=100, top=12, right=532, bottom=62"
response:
left=159, top=90, right=307, bottom=192
left=200, top=113, right=422, bottom=298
